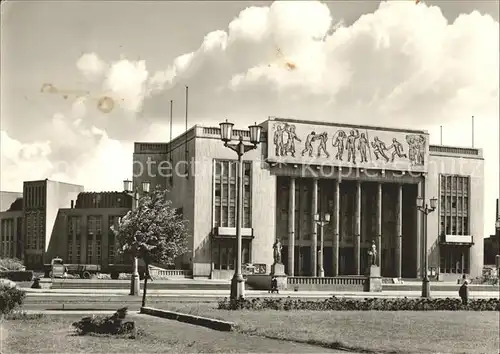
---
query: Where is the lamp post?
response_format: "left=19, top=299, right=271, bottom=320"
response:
left=218, top=120, right=262, bottom=299
left=123, top=179, right=150, bottom=296
left=314, top=212, right=330, bottom=278
left=416, top=196, right=437, bottom=298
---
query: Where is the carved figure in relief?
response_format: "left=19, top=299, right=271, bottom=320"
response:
left=284, top=125, right=301, bottom=157
left=332, top=130, right=346, bottom=160
left=371, top=137, right=390, bottom=162
left=273, top=124, right=285, bottom=156
left=316, top=132, right=330, bottom=158
left=301, top=132, right=318, bottom=157
left=358, top=133, right=369, bottom=163
left=406, top=134, right=426, bottom=165
left=346, top=129, right=360, bottom=163
left=388, top=138, right=407, bottom=162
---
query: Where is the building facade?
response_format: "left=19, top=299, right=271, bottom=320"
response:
left=0, top=194, right=23, bottom=259
left=47, top=192, right=133, bottom=267
left=0, top=180, right=133, bottom=270
left=133, top=118, right=485, bottom=280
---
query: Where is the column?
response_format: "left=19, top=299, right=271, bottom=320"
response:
left=333, top=180, right=340, bottom=276
left=311, top=179, right=318, bottom=276
left=376, top=183, right=382, bottom=269
left=396, top=184, right=403, bottom=279
left=416, top=181, right=423, bottom=278
left=288, top=178, right=296, bottom=276
left=354, top=181, right=361, bottom=275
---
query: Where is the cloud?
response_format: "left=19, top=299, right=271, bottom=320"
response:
left=76, top=52, right=108, bottom=82
left=1, top=113, right=133, bottom=193
left=3, top=1, right=499, bottom=231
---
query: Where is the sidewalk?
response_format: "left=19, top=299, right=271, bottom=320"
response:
left=24, top=288, right=500, bottom=298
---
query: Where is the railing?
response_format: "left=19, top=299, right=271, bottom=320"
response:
left=429, top=145, right=480, bottom=156
left=149, top=269, right=192, bottom=278
left=288, top=276, right=365, bottom=285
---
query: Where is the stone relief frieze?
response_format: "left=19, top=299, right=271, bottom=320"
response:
left=270, top=121, right=428, bottom=170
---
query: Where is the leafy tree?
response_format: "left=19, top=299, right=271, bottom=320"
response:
left=112, top=186, right=188, bottom=307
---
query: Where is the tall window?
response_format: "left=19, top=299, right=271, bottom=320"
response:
left=67, top=218, right=73, bottom=263
left=108, top=216, right=122, bottom=264
left=38, top=214, right=45, bottom=251
left=213, top=160, right=252, bottom=228
left=439, top=175, right=470, bottom=236
left=96, top=234, right=102, bottom=264
left=87, top=216, right=102, bottom=264
left=87, top=235, right=93, bottom=264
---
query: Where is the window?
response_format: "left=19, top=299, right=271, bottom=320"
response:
left=96, top=235, right=102, bottom=264
left=212, top=239, right=250, bottom=270
left=213, top=160, right=252, bottom=228
left=440, top=246, right=470, bottom=274
left=87, top=236, right=93, bottom=264
left=439, top=175, right=470, bottom=236
left=67, top=240, right=73, bottom=263
left=108, top=215, right=123, bottom=264
left=76, top=234, right=81, bottom=263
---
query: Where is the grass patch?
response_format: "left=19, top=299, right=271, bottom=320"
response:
left=0, top=313, right=328, bottom=353
left=160, top=302, right=500, bottom=354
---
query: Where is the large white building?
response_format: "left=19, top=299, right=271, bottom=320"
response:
left=132, top=117, right=484, bottom=280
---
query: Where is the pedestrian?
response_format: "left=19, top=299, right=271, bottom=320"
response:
left=459, top=279, right=469, bottom=306
left=269, top=276, right=279, bottom=294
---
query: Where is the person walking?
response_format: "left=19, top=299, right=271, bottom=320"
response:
left=459, top=279, right=470, bottom=306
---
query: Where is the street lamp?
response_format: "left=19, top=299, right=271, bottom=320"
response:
left=314, top=212, right=330, bottom=277
left=219, top=120, right=262, bottom=299
left=123, top=179, right=151, bottom=296
left=417, top=196, right=437, bottom=298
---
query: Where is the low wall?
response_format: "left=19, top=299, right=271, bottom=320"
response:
left=288, top=276, right=366, bottom=291
left=140, top=307, right=234, bottom=332
left=246, top=274, right=272, bottom=290
left=149, top=269, right=192, bottom=278
left=211, top=270, right=234, bottom=280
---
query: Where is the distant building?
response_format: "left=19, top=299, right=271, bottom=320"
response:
left=47, top=192, right=133, bottom=267
left=0, top=193, right=23, bottom=259
left=0, top=180, right=133, bottom=270
left=484, top=199, right=500, bottom=265
left=134, top=117, right=485, bottom=279
left=23, top=179, right=83, bottom=267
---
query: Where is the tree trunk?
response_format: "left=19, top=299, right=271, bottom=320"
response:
left=141, top=262, right=150, bottom=308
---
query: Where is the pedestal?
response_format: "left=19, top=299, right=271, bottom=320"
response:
left=363, top=265, right=382, bottom=292
left=271, top=262, right=285, bottom=275
left=271, top=262, right=287, bottom=290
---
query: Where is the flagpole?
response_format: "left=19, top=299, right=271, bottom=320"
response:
left=169, top=100, right=173, bottom=161
left=472, top=116, right=474, bottom=148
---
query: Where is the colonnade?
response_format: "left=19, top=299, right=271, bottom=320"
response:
left=286, top=178, right=419, bottom=278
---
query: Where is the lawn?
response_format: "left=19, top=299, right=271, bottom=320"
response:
left=161, top=302, right=500, bottom=354
left=0, top=313, right=337, bottom=353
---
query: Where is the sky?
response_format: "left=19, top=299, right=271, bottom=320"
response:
left=1, top=0, right=499, bottom=233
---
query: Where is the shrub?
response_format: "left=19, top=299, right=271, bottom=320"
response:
left=217, top=296, right=500, bottom=311
left=0, top=270, right=34, bottom=282
left=72, top=307, right=136, bottom=337
left=470, top=275, right=499, bottom=286
left=0, top=258, right=25, bottom=271
left=0, top=285, right=26, bottom=314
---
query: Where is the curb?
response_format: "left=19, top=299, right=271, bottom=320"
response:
left=140, top=306, right=234, bottom=332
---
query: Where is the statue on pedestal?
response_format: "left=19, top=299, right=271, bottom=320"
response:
left=368, top=240, right=378, bottom=266
left=273, top=238, right=282, bottom=264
